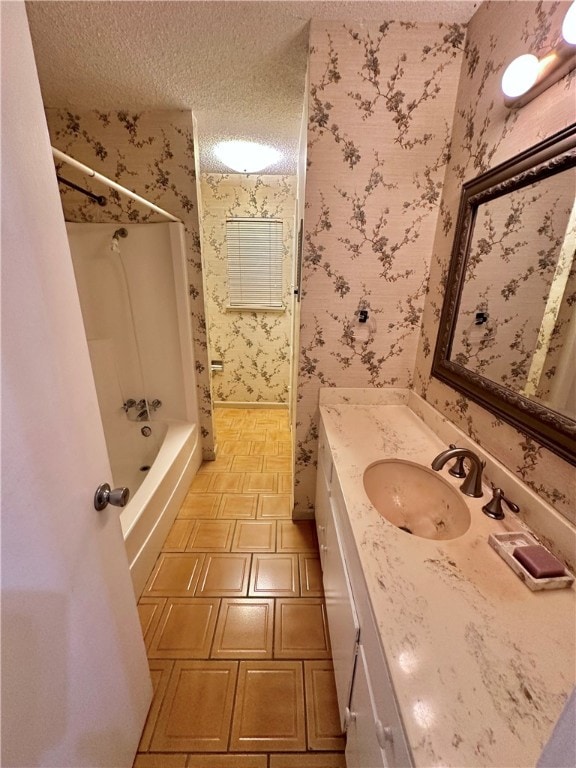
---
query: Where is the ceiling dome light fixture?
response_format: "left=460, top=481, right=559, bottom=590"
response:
left=502, top=2, right=576, bottom=108
left=213, top=140, right=282, bottom=174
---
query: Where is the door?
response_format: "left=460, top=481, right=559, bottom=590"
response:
left=1, top=4, right=152, bottom=766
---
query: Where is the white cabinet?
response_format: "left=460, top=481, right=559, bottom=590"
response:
left=324, top=491, right=360, bottom=730
left=316, top=423, right=413, bottom=768
left=315, top=426, right=331, bottom=569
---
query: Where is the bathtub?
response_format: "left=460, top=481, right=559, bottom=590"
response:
left=120, top=420, right=202, bottom=597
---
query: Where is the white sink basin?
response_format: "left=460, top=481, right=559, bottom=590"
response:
left=363, top=459, right=471, bottom=540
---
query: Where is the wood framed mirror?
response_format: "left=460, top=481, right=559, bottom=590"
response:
left=432, top=124, right=576, bottom=465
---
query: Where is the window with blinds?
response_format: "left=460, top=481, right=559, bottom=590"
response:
left=226, top=218, right=284, bottom=310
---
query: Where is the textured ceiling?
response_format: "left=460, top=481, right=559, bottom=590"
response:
left=26, top=1, right=479, bottom=173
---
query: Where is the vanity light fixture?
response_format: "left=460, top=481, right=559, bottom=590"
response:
left=213, top=140, right=282, bottom=174
left=502, top=1, right=576, bottom=108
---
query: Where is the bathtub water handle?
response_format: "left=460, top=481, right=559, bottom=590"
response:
left=94, top=483, right=130, bottom=511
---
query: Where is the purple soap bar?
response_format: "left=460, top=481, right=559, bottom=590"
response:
left=513, top=545, right=565, bottom=578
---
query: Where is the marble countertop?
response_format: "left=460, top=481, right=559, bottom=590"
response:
left=319, top=400, right=576, bottom=768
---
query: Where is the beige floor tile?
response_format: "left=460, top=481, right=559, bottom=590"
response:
left=218, top=494, right=258, bottom=519
left=138, top=597, right=167, bottom=649
left=249, top=554, right=300, bottom=598
left=277, top=520, right=318, bottom=553
left=231, top=521, right=276, bottom=552
left=278, top=473, right=294, bottom=494
left=187, top=757, right=267, bottom=768
left=263, top=455, right=293, bottom=473
left=255, top=414, right=282, bottom=427
left=269, top=754, right=346, bottom=768
left=143, top=553, right=205, bottom=597
left=148, top=598, right=220, bottom=659
left=267, top=429, right=292, bottom=442
left=274, top=599, right=331, bottom=659
left=197, top=456, right=234, bottom=473
left=209, top=473, right=246, bottom=493
left=162, top=520, right=195, bottom=551
left=220, top=440, right=253, bottom=456
left=241, top=429, right=267, bottom=442
left=196, top=553, right=251, bottom=597
left=211, top=598, right=274, bottom=660
left=243, top=472, right=277, bottom=493
left=215, top=429, right=242, bottom=442
left=151, top=661, right=238, bottom=752
left=231, top=455, right=264, bottom=472
left=186, top=520, right=235, bottom=552
left=187, top=473, right=213, bottom=493
left=277, top=441, right=293, bottom=456
left=230, top=661, right=306, bottom=752
left=304, top=661, right=345, bottom=751
left=178, top=493, right=221, bottom=519
left=138, top=659, right=174, bottom=751
left=133, top=752, right=187, bottom=767
left=249, top=441, right=278, bottom=456
left=257, top=494, right=292, bottom=519
left=299, top=554, right=324, bottom=597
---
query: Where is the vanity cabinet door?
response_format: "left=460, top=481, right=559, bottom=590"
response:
left=345, top=644, right=388, bottom=768
left=323, top=490, right=360, bottom=730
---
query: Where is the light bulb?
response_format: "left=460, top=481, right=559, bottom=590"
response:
left=501, top=54, right=540, bottom=98
left=562, top=1, right=576, bottom=44
left=213, top=140, right=282, bottom=173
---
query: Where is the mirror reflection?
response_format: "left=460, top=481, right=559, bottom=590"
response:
left=451, top=168, right=576, bottom=419
left=432, top=126, right=576, bottom=464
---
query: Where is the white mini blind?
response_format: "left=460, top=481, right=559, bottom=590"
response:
left=226, top=218, right=284, bottom=309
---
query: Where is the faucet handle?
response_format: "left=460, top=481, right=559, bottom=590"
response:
left=447, top=444, right=467, bottom=478
left=482, top=487, right=520, bottom=520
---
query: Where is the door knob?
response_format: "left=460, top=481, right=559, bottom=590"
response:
left=344, top=706, right=357, bottom=730
left=94, top=483, right=130, bottom=511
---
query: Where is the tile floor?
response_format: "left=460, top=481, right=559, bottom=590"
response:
left=133, top=408, right=346, bottom=768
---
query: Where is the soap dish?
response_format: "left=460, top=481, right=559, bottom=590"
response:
left=489, top=532, right=574, bottom=591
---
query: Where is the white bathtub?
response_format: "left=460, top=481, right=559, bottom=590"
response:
left=120, top=421, right=202, bottom=597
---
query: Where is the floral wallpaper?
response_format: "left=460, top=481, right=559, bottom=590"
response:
left=414, top=0, right=576, bottom=525
left=451, top=171, right=575, bottom=405
left=199, top=173, right=296, bottom=404
left=45, top=109, right=215, bottom=459
left=295, top=19, right=465, bottom=514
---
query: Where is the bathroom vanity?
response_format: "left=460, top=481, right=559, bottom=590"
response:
left=314, top=389, right=576, bottom=768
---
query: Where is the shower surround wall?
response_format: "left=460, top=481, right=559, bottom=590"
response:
left=414, top=0, right=576, bottom=526
left=200, top=173, right=296, bottom=405
left=295, top=19, right=465, bottom=513
left=45, top=109, right=215, bottom=459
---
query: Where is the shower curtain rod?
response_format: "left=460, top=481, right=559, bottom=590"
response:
left=57, top=174, right=107, bottom=206
left=51, top=147, right=182, bottom=223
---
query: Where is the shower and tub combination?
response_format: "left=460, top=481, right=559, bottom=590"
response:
left=58, top=150, right=202, bottom=596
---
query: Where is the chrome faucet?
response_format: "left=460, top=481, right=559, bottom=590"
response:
left=431, top=447, right=485, bottom=498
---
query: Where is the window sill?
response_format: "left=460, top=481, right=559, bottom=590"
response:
left=225, top=305, right=286, bottom=313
